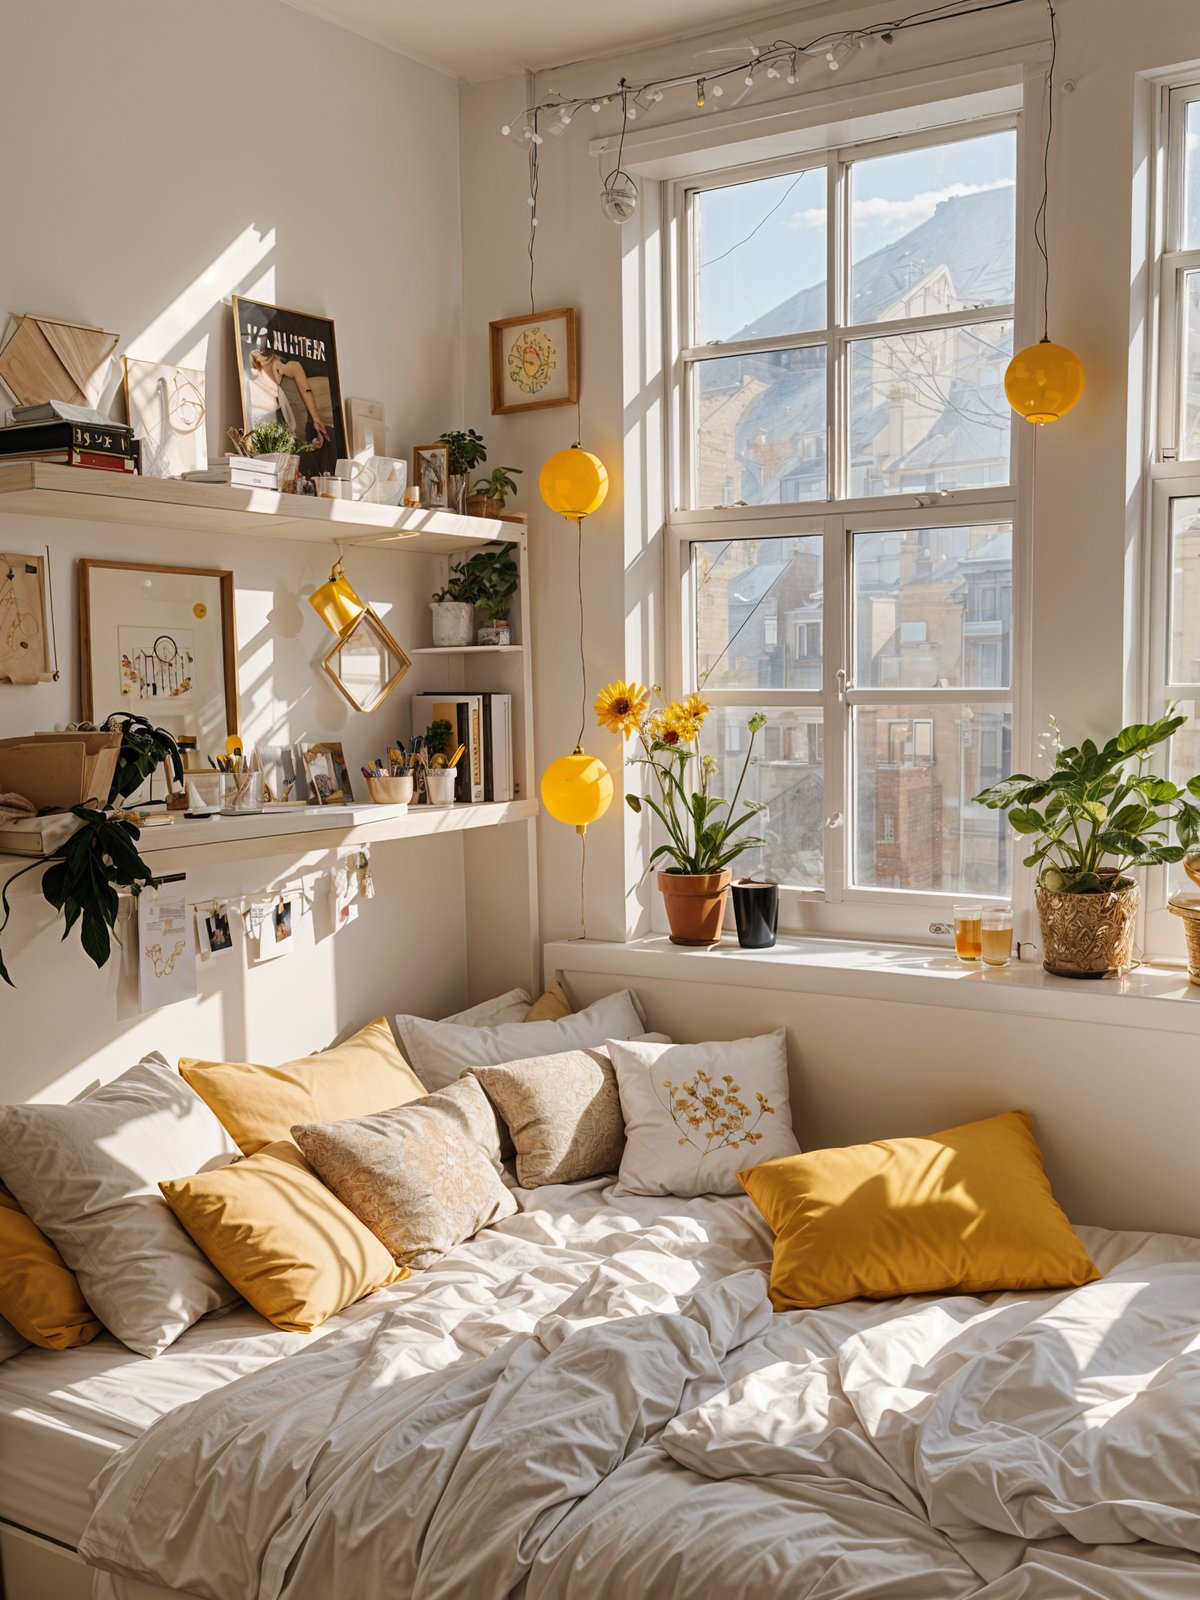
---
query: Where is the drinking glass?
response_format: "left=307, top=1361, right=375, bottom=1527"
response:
left=980, top=906, right=1014, bottom=967
left=953, top=904, right=982, bottom=963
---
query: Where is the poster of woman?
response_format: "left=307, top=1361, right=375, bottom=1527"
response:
left=232, top=297, right=345, bottom=478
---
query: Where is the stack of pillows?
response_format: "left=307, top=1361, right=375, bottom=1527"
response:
left=0, top=983, right=1098, bottom=1362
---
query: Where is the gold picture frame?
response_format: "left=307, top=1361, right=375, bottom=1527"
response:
left=321, top=607, right=412, bottom=715
left=489, top=307, right=579, bottom=415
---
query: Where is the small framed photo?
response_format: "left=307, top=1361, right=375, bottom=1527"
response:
left=489, top=307, right=578, bottom=415
left=412, top=443, right=450, bottom=509
left=303, top=741, right=354, bottom=805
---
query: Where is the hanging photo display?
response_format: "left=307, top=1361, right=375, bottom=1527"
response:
left=196, top=903, right=234, bottom=959
left=231, top=296, right=345, bottom=478
left=138, top=880, right=197, bottom=1011
left=331, top=858, right=359, bottom=932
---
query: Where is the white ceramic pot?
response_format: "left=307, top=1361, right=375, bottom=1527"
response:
left=426, top=769, right=457, bottom=806
left=430, top=601, right=475, bottom=647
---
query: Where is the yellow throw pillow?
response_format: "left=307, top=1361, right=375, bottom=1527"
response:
left=180, top=1018, right=425, bottom=1155
left=524, top=984, right=572, bottom=1024
left=0, top=1183, right=102, bottom=1349
left=739, top=1109, right=1099, bottom=1312
left=160, top=1141, right=406, bottom=1333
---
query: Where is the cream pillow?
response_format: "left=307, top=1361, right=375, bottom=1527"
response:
left=608, top=1031, right=800, bottom=1198
left=470, top=1048, right=626, bottom=1189
left=0, top=1057, right=240, bottom=1356
left=293, top=1084, right=517, bottom=1269
left=395, top=989, right=647, bottom=1093
left=180, top=1018, right=426, bottom=1155
left=161, top=1141, right=406, bottom=1333
left=441, top=989, right=532, bottom=1026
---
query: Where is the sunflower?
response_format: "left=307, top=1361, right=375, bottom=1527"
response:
left=682, top=692, right=710, bottom=727
left=648, top=713, right=681, bottom=746
left=661, top=700, right=702, bottom=742
left=594, top=679, right=650, bottom=738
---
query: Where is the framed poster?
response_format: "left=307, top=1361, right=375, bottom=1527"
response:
left=78, top=561, right=238, bottom=760
left=489, top=307, right=578, bottom=415
left=231, top=296, right=345, bottom=477
left=123, top=357, right=208, bottom=478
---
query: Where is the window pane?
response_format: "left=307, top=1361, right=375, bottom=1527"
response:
left=1180, top=270, right=1200, bottom=460
left=848, top=321, right=1012, bottom=496
left=853, top=524, right=1012, bottom=690
left=693, top=346, right=827, bottom=507
left=852, top=702, right=1013, bottom=893
left=1167, top=697, right=1200, bottom=898
left=700, top=707, right=824, bottom=887
left=849, top=131, right=1017, bottom=323
left=693, top=536, right=823, bottom=690
left=1170, top=496, right=1200, bottom=681
left=693, top=167, right=827, bottom=345
left=1185, top=100, right=1200, bottom=250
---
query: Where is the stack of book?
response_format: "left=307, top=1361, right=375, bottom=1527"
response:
left=0, top=401, right=139, bottom=474
left=181, top=455, right=281, bottom=490
left=412, top=693, right=515, bottom=804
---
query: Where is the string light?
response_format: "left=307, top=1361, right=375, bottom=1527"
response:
left=711, top=83, right=724, bottom=97
left=695, top=79, right=706, bottom=107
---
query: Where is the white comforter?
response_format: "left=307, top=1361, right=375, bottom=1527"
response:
left=79, top=1181, right=1200, bottom=1600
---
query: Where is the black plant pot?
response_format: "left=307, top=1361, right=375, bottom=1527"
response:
left=731, top=879, right=778, bottom=949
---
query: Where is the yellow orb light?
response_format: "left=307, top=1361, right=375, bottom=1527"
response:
left=539, top=445, right=609, bottom=521
left=1004, top=339, right=1085, bottom=425
left=540, top=747, right=614, bottom=834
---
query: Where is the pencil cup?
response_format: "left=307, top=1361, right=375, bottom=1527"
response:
left=220, top=771, right=265, bottom=815
left=365, top=775, right=413, bottom=805
left=426, top=769, right=457, bottom=807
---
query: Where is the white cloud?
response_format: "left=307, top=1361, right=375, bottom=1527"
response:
left=787, top=179, right=1014, bottom=239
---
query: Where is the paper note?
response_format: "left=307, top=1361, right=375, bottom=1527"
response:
left=138, top=882, right=197, bottom=1011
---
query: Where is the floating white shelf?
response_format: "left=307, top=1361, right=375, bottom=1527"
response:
left=410, top=645, right=524, bottom=656
left=0, top=462, right=518, bottom=553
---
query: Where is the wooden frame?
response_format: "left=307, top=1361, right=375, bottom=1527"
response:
left=77, top=560, right=238, bottom=736
left=488, top=307, right=579, bottom=415
left=230, top=295, right=346, bottom=474
left=412, top=443, right=450, bottom=509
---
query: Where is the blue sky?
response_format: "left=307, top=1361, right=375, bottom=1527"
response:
left=695, top=129, right=1017, bottom=343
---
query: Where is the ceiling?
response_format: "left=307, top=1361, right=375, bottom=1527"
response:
left=280, top=0, right=787, bottom=81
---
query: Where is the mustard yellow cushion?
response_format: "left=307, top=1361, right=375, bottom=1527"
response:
left=160, top=1141, right=407, bottom=1333
left=739, top=1110, right=1099, bottom=1312
left=524, top=984, right=572, bottom=1024
left=180, top=1018, right=425, bottom=1155
left=0, top=1183, right=102, bottom=1349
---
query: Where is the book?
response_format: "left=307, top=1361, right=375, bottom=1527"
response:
left=0, top=449, right=137, bottom=472
left=412, top=693, right=485, bottom=803
left=480, top=693, right=514, bottom=803
left=182, top=454, right=280, bottom=486
left=0, top=419, right=135, bottom=457
left=6, top=400, right=111, bottom=426
left=0, top=810, right=84, bottom=857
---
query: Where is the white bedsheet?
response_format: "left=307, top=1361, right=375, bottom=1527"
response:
left=75, top=1181, right=1200, bottom=1600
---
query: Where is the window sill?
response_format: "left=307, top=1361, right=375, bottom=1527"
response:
left=544, top=933, right=1200, bottom=1037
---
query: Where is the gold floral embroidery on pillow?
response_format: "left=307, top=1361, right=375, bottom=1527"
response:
left=657, top=1068, right=776, bottom=1154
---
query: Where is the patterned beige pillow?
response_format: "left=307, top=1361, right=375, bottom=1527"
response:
left=292, top=1078, right=515, bottom=1268
left=470, top=1048, right=626, bottom=1189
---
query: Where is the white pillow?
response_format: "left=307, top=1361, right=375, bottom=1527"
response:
left=608, top=1031, right=801, bottom=1198
left=440, top=988, right=532, bottom=1027
left=0, top=1056, right=240, bottom=1356
left=396, top=989, right=648, bottom=1092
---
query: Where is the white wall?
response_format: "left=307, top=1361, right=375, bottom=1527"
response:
left=0, top=0, right=485, bottom=1100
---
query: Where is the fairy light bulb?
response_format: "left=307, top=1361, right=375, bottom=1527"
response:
left=627, top=104, right=637, bottom=119
left=711, top=83, right=724, bottom=97
left=501, top=124, right=511, bottom=136
left=591, top=101, right=601, bottom=111
left=696, top=79, right=706, bottom=107
left=744, top=70, right=755, bottom=86
left=766, top=64, right=778, bottom=78
left=826, top=50, right=840, bottom=69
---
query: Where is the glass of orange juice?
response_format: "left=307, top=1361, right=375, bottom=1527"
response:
left=981, top=906, right=1014, bottom=967
left=953, top=904, right=982, bottom=963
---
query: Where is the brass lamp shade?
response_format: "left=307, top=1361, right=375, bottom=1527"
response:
left=310, top=560, right=366, bottom=635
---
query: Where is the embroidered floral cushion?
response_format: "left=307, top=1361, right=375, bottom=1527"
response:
left=470, top=1047, right=627, bottom=1189
left=607, top=1031, right=800, bottom=1198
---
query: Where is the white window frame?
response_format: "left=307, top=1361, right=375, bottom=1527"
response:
left=664, top=114, right=1027, bottom=941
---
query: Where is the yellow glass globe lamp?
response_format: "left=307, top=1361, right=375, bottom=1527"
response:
left=309, top=559, right=366, bottom=635
left=539, top=446, right=609, bottom=521
left=1004, top=338, right=1085, bottom=425
left=540, top=746, right=614, bottom=833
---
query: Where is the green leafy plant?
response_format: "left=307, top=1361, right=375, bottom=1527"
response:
left=248, top=419, right=314, bottom=456
left=425, top=719, right=454, bottom=758
left=0, top=807, right=155, bottom=986
left=432, top=541, right=519, bottom=623
left=471, top=467, right=522, bottom=506
left=105, top=719, right=181, bottom=806
left=973, top=710, right=1200, bottom=892
left=438, top=428, right=487, bottom=476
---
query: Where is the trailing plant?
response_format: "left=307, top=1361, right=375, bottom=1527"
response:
left=0, top=806, right=155, bottom=986
left=973, top=709, right=1200, bottom=892
left=437, top=428, right=487, bottom=476
left=595, top=680, right=767, bottom=875
left=248, top=419, right=314, bottom=456
left=471, top=466, right=522, bottom=507
left=432, top=541, right=519, bottom=623
left=100, top=714, right=183, bottom=806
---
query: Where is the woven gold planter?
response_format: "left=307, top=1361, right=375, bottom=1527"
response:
left=1035, top=875, right=1139, bottom=978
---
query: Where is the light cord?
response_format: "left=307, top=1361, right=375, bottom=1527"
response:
left=576, top=518, right=586, bottom=747
left=528, top=109, right=540, bottom=316
left=1033, top=0, right=1057, bottom=341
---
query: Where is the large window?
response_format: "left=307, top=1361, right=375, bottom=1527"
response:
left=671, top=121, right=1019, bottom=925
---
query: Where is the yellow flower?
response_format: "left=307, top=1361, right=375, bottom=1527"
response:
left=682, top=692, right=710, bottom=726
left=648, top=713, right=681, bottom=746
left=594, top=680, right=650, bottom=738
left=661, top=701, right=702, bottom=742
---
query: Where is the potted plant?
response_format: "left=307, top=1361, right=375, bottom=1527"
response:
left=430, top=541, right=519, bottom=647
left=246, top=419, right=314, bottom=493
left=974, top=710, right=1200, bottom=977
left=437, top=428, right=487, bottom=513
left=466, top=466, right=522, bottom=518
left=596, top=679, right=767, bottom=945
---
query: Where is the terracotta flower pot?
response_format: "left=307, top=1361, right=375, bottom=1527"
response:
left=1035, top=873, right=1139, bottom=978
left=658, top=869, right=732, bottom=947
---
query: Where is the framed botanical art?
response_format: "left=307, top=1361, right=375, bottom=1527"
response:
left=123, top=357, right=208, bottom=478
left=0, top=552, right=52, bottom=684
left=231, top=296, right=345, bottom=478
left=78, top=562, right=238, bottom=761
left=412, top=443, right=450, bottom=508
left=489, top=307, right=579, bottom=415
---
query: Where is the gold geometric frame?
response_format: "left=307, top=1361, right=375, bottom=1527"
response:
left=321, top=606, right=411, bottom=714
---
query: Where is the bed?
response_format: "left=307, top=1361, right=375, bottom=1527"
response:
left=5, top=1175, right=1200, bottom=1600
